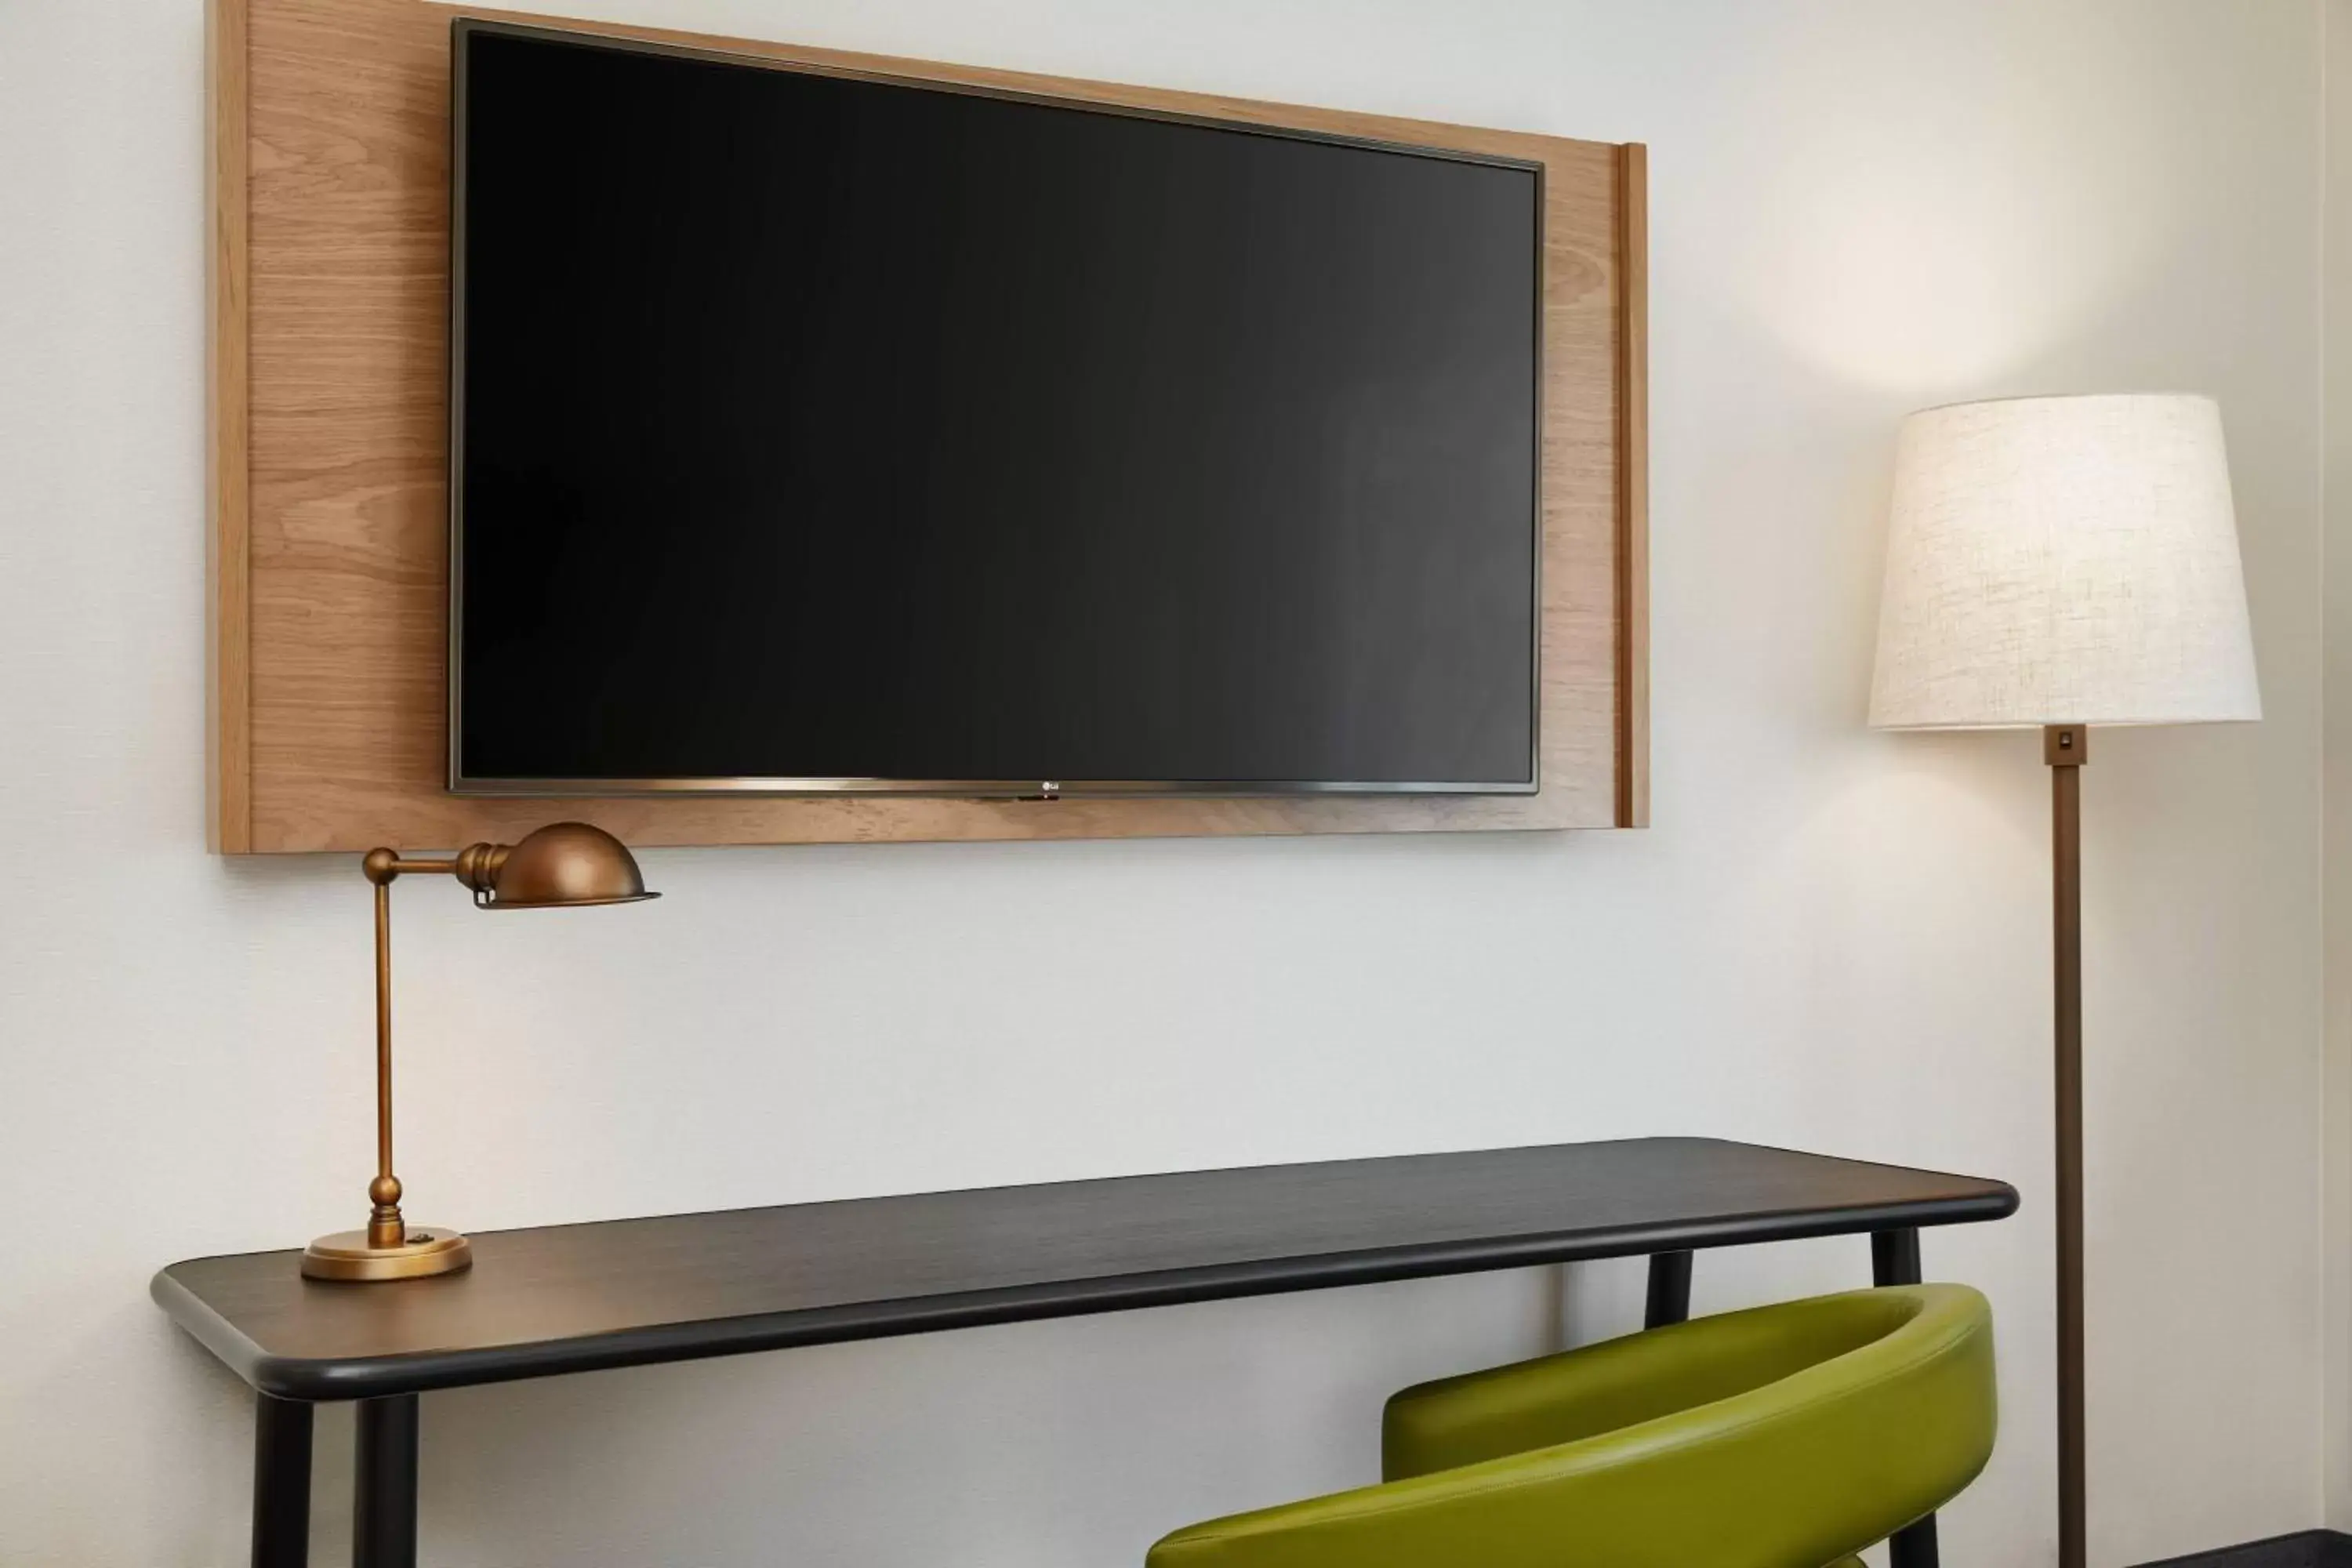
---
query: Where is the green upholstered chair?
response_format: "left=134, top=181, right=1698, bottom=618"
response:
left=1147, top=1283, right=1994, bottom=1568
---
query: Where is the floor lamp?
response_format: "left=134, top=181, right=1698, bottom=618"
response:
left=1868, top=394, right=2261, bottom=1567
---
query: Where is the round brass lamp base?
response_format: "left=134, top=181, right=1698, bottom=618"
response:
left=302, top=1226, right=473, bottom=1283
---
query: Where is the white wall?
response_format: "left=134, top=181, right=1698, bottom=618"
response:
left=2326, top=0, right=2352, bottom=1537
left=0, top=2, right=2327, bottom=1564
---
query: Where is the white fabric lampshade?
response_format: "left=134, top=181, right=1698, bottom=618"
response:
left=1868, top=394, right=2260, bottom=729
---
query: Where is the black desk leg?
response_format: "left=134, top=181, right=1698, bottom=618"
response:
left=252, top=1394, right=314, bottom=1568
left=354, top=1395, right=419, bottom=1568
left=1644, top=1250, right=1693, bottom=1329
left=1872, top=1227, right=1940, bottom=1568
left=1873, top=1229, right=1924, bottom=1293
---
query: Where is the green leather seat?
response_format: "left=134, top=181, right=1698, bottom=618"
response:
left=1148, top=1283, right=1994, bottom=1568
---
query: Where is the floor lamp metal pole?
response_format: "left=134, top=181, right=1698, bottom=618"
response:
left=2047, top=723, right=2086, bottom=1568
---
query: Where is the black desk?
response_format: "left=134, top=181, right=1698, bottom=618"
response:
left=155, top=1138, right=2017, bottom=1568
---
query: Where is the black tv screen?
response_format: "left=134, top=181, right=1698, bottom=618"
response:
left=452, top=23, right=1542, bottom=795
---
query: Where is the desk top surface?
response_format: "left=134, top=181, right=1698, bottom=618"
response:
left=154, top=1138, right=2016, bottom=1400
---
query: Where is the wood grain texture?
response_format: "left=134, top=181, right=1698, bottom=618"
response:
left=1616, top=143, right=1650, bottom=829
left=209, top=0, right=253, bottom=852
left=220, top=0, right=1648, bottom=851
left=153, top=1138, right=2018, bottom=1399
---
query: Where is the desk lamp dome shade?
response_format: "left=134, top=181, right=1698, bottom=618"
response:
left=457, top=821, right=660, bottom=909
left=1869, top=393, right=2260, bottom=730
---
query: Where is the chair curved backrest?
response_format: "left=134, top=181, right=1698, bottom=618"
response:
left=1147, top=1284, right=1994, bottom=1568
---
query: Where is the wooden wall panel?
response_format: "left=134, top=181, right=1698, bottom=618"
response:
left=215, top=0, right=1649, bottom=851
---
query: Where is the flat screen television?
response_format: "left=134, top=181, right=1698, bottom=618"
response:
left=450, top=22, right=1543, bottom=797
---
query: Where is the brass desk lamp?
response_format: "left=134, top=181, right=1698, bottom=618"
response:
left=301, top=822, right=659, bottom=1283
